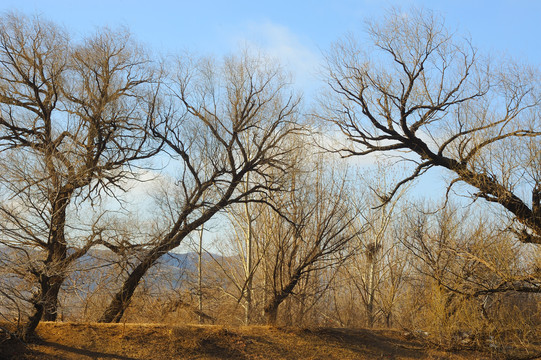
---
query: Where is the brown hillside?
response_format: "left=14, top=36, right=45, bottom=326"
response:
left=0, top=322, right=527, bottom=360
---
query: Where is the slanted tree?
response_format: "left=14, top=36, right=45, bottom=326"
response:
left=323, top=8, right=541, bottom=244
left=98, top=52, right=304, bottom=323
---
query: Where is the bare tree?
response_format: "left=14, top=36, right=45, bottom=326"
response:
left=0, top=14, right=160, bottom=339
left=212, top=190, right=267, bottom=325
left=258, top=156, right=360, bottom=325
left=323, top=8, right=541, bottom=244
left=400, top=202, right=541, bottom=345
left=97, top=51, right=304, bottom=323
left=344, top=166, right=409, bottom=328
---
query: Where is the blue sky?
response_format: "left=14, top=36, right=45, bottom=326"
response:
left=1, top=0, right=539, bottom=101
left=2, top=0, right=539, bottom=114
left=3, top=1, right=540, bottom=66
left=1, top=0, right=539, bottom=203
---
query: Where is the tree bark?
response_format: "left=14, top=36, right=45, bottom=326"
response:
left=19, top=299, right=44, bottom=341
left=98, top=251, right=161, bottom=323
left=99, top=211, right=216, bottom=323
left=264, top=301, right=279, bottom=325
left=20, top=273, right=64, bottom=339
left=21, top=194, right=70, bottom=338
left=263, top=268, right=304, bottom=325
left=42, top=280, right=62, bottom=321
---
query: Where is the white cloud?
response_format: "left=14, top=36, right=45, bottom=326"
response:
left=232, top=21, right=322, bottom=95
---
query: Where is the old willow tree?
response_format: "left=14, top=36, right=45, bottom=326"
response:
left=98, top=52, right=304, bottom=323
left=0, top=14, right=160, bottom=339
left=323, top=9, right=541, bottom=245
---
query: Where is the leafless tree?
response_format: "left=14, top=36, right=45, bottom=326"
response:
left=211, top=192, right=268, bottom=325
left=323, top=8, right=541, bottom=244
left=400, top=202, right=541, bottom=344
left=257, top=156, right=360, bottom=325
left=0, top=14, right=160, bottom=339
left=343, top=166, right=409, bottom=327
left=97, top=51, right=304, bottom=323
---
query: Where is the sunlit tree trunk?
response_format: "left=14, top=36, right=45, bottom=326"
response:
left=198, top=225, right=204, bottom=324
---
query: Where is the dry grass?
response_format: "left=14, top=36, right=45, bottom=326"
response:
left=0, top=322, right=534, bottom=360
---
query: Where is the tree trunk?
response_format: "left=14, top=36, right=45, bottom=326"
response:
left=366, top=241, right=379, bottom=328
left=263, top=270, right=304, bottom=326
left=244, top=197, right=253, bottom=326
left=99, top=225, right=199, bottom=322
left=21, top=195, right=70, bottom=339
left=366, top=301, right=375, bottom=328
left=42, top=280, right=62, bottom=321
left=98, top=256, right=156, bottom=323
left=385, top=312, right=392, bottom=328
left=19, top=273, right=64, bottom=340
left=99, top=197, right=227, bottom=323
left=245, top=279, right=252, bottom=325
left=40, top=196, right=69, bottom=322
left=19, top=299, right=44, bottom=341
left=198, top=226, right=204, bottom=324
left=264, top=301, right=279, bottom=326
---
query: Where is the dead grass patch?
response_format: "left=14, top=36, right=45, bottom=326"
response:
left=0, top=322, right=530, bottom=359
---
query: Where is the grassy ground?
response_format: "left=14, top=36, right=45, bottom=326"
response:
left=0, top=322, right=536, bottom=360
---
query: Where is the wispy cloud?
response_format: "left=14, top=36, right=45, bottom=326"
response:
left=231, top=21, right=322, bottom=95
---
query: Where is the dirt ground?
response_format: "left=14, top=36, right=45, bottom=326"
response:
left=0, top=322, right=538, bottom=360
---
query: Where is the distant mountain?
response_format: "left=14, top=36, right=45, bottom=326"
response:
left=0, top=245, right=224, bottom=293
